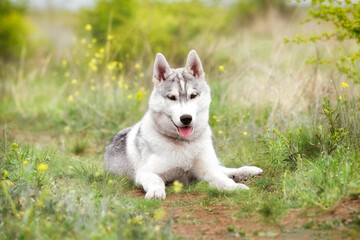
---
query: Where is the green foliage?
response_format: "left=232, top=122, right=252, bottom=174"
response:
left=80, top=0, right=229, bottom=64
left=291, top=0, right=360, bottom=83
left=0, top=0, right=33, bottom=60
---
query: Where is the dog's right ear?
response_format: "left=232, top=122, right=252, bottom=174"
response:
left=153, top=53, right=173, bottom=86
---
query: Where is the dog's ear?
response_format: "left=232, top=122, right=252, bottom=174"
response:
left=185, top=50, right=205, bottom=79
left=153, top=53, right=173, bottom=86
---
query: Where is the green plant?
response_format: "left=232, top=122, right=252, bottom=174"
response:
left=288, top=0, right=360, bottom=83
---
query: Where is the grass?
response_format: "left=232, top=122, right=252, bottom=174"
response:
left=1, top=8, right=360, bottom=239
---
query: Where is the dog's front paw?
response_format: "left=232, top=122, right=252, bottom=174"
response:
left=145, top=187, right=166, bottom=200
left=234, top=183, right=250, bottom=190
left=232, top=166, right=263, bottom=181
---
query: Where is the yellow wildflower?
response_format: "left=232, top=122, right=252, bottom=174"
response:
left=243, top=132, right=247, bottom=136
left=23, top=160, right=28, bottom=164
left=127, top=94, right=133, bottom=99
left=173, top=180, right=183, bottom=193
left=154, top=208, right=166, bottom=220
left=129, top=215, right=144, bottom=225
left=134, top=63, right=140, bottom=69
left=85, top=24, right=92, bottom=31
left=111, top=76, right=116, bottom=81
left=342, top=82, right=348, bottom=88
left=4, top=180, right=14, bottom=186
left=91, top=65, right=98, bottom=72
left=107, top=180, right=113, bottom=185
left=71, top=79, right=77, bottom=85
left=219, top=65, right=224, bottom=72
left=99, top=48, right=105, bottom=53
left=136, top=91, right=144, bottom=100
left=218, top=130, right=223, bottom=134
left=67, top=95, right=74, bottom=102
left=107, top=35, right=114, bottom=40
left=80, top=38, right=86, bottom=44
left=338, top=96, right=342, bottom=100
left=62, top=60, right=67, bottom=67
left=139, top=72, right=144, bottom=78
left=37, top=163, right=48, bottom=172
left=92, top=38, right=97, bottom=43
left=212, top=115, right=217, bottom=119
left=4, top=170, right=8, bottom=177
left=91, top=86, right=96, bottom=91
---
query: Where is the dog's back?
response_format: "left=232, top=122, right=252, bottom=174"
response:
left=104, top=127, right=134, bottom=177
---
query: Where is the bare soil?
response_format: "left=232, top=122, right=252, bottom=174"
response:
left=129, top=189, right=360, bottom=239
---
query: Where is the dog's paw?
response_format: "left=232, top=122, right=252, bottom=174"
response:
left=145, top=187, right=166, bottom=200
left=234, top=183, right=250, bottom=190
left=231, top=166, right=263, bottom=181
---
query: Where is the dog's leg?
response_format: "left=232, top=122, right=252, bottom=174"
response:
left=136, top=170, right=166, bottom=199
left=192, top=148, right=250, bottom=190
left=220, top=166, right=263, bottom=182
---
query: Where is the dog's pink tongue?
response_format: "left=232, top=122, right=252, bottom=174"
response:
left=178, top=126, right=193, bottom=137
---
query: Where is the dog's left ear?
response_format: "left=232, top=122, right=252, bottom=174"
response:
left=185, top=50, right=205, bottom=79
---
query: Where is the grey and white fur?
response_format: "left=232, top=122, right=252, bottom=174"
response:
left=104, top=50, right=263, bottom=199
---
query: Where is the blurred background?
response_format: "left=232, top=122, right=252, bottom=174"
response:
left=0, top=0, right=358, bottom=143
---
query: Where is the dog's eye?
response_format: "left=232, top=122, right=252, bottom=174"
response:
left=167, top=95, right=176, bottom=101
left=190, top=93, right=198, bottom=99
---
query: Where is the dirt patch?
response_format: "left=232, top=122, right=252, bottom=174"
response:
left=129, top=189, right=360, bottom=239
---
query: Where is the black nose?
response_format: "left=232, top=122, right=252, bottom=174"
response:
left=180, top=114, right=192, bottom=125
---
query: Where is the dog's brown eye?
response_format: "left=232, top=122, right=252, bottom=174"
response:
left=167, top=95, right=176, bottom=101
left=190, top=93, right=198, bottom=99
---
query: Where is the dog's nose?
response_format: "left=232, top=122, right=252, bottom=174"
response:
left=180, top=114, right=192, bottom=125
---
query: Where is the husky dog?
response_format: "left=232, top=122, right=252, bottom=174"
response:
left=104, top=50, right=263, bottom=199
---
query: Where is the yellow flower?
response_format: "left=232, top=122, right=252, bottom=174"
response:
left=92, top=38, right=97, bottom=43
left=80, top=38, right=86, bottom=44
left=4, top=180, right=14, bottom=186
left=218, top=130, right=223, bottom=134
left=107, top=35, right=114, bottom=40
left=338, top=96, right=342, bottom=100
left=342, top=82, right=348, bottom=88
left=91, top=86, right=96, bottom=91
left=85, top=24, right=92, bottom=31
left=23, top=160, right=28, bottom=164
left=62, top=60, right=67, bottom=67
left=136, top=91, right=144, bottom=100
left=4, top=170, right=8, bottom=177
left=67, top=95, right=74, bottom=102
left=134, top=63, right=140, bottom=69
left=154, top=208, right=166, bottom=220
left=91, top=65, right=98, bottom=72
left=107, top=180, right=113, bottom=185
left=212, top=115, right=217, bottom=119
left=71, top=79, right=77, bottom=85
left=173, top=180, right=183, bottom=193
left=139, top=72, right=144, bottom=78
left=99, top=48, right=105, bottom=53
left=129, top=215, right=144, bottom=225
left=243, top=132, right=247, bottom=136
left=111, top=76, right=116, bottom=81
left=37, top=164, right=48, bottom=172
left=219, top=65, right=224, bottom=72
left=127, top=94, right=133, bottom=99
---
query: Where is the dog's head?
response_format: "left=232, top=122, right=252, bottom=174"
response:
left=149, top=50, right=211, bottom=140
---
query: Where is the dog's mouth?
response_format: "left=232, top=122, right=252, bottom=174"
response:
left=177, top=126, right=193, bottom=138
